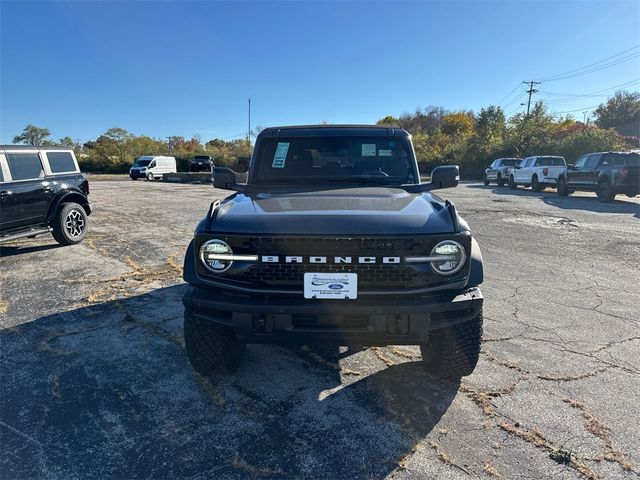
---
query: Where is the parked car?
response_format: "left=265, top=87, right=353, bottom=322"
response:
left=557, top=151, right=640, bottom=202
left=190, top=155, right=212, bottom=172
left=484, top=158, right=521, bottom=186
left=129, top=156, right=177, bottom=180
left=183, top=125, right=484, bottom=379
left=509, top=155, right=566, bottom=191
left=0, top=146, right=91, bottom=245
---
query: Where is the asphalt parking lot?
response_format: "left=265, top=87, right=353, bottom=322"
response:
left=1, top=179, right=639, bottom=479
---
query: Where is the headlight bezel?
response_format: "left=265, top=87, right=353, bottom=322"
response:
left=428, top=240, right=467, bottom=276
left=199, top=239, right=235, bottom=274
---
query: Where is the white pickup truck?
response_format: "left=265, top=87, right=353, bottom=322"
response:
left=509, top=155, right=566, bottom=192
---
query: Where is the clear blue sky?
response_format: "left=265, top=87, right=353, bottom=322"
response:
left=1, top=1, right=639, bottom=144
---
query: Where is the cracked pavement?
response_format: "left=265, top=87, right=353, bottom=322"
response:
left=1, top=178, right=639, bottom=479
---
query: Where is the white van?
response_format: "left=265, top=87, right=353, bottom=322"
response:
left=129, top=156, right=177, bottom=181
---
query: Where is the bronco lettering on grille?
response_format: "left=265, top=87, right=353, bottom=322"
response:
left=261, top=256, right=401, bottom=264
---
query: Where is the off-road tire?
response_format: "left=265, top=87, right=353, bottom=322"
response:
left=184, top=309, right=246, bottom=375
left=51, top=202, right=88, bottom=246
left=508, top=176, right=516, bottom=190
left=531, top=175, right=543, bottom=192
left=557, top=176, right=569, bottom=196
left=596, top=180, right=615, bottom=202
left=420, top=310, right=483, bottom=379
left=497, top=174, right=505, bottom=187
left=484, top=175, right=489, bottom=186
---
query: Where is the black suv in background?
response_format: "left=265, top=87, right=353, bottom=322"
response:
left=0, top=146, right=91, bottom=245
left=191, top=155, right=213, bottom=172
left=557, top=151, right=640, bottom=202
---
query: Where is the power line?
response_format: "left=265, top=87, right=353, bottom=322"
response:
left=502, top=91, right=527, bottom=109
left=536, top=49, right=640, bottom=83
left=496, top=83, right=523, bottom=105
left=553, top=104, right=601, bottom=114
left=535, top=45, right=640, bottom=82
left=541, top=78, right=640, bottom=104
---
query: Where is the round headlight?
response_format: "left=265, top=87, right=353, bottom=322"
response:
left=200, top=239, right=234, bottom=274
left=430, top=240, right=466, bottom=276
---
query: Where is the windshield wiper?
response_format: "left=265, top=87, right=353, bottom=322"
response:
left=324, top=177, right=406, bottom=184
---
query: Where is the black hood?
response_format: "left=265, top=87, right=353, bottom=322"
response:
left=209, top=187, right=457, bottom=235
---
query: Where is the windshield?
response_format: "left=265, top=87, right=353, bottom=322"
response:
left=252, top=136, right=417, bottom=185
left=134, top=159, right=152, bottom=166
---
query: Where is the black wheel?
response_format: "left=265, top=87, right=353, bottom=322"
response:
left=508, top=176, right=516, bottom=190
left=596, top=180, right=615, bottom=202
left=484, top=175, right=489, bottom=186
left=184, top=309, right=246, bottom=375
left=531, top=175, right=543, bottom=192
left=51, top=202, right=88, bottom=245
left=420, top=310, right=483, bottom=379
left=497, top=174, right=505, bottom=187
left=557, top=176, right=569, bottom=196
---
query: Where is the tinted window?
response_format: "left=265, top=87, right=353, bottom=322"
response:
left=47, top=152, right=76, bottom=173
left=501, top=159, right=517, bottom=166
left=575, top=156, right=587, bottom=169
left=537, top=157, right=565, bottom=166
left=586, top=155, right=600, bottom=170
left=0, top=163, right=4, bottom=182
left=6, top=153, right=44, bottom=181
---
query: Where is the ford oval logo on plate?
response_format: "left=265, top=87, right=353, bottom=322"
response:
left=328, top=284, right=344, bottom=290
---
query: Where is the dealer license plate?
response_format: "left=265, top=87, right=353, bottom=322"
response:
left=303, top=273, right=358, bottom=299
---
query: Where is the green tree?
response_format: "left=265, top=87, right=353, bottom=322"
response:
left=594, top=90, right=640, bottom=128
left=13, top=124, right=51, bottom=145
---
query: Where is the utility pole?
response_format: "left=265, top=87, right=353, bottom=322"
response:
left=522, top=80, right=541, bottom=116
left=247, top=98, right=251, bottom=156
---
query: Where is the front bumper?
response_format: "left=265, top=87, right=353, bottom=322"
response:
left=182, top=285, right=483, bottom=345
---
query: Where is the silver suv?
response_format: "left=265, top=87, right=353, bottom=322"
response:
left=484, top=158, right=521, bottom=187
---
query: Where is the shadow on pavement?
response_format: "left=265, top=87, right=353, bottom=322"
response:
left=1, top=285, right=458, bottom=479
left=0, top=242, right=62, bottom=258
left=468, top=183, right=640, bottom=216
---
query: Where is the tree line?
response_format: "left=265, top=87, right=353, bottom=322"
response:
left=11, top=90, right=640, bottom=177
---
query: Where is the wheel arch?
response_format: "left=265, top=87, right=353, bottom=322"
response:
left=47, top=191, right=91, bottom=223
left=465, top=237, right=484, bottom=288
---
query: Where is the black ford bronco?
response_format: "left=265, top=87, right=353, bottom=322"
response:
left=0, top=146, right=91, bottom=245
left=182, top=125, right=484, bottom=378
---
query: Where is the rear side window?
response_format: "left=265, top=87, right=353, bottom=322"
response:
left=6, top=153, right=44, bottom=181
left=47, top=152, right=76, bottom=173
left=501, top=159, right=517, bottom=166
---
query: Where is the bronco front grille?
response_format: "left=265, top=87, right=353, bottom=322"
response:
left=244, top=263, right=418, bottom=287
left=225, top=236, right=433, bottom=256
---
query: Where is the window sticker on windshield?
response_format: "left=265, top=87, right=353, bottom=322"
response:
left=378, top=149, right=392, bottom=157
left=272, top=142, right=289, bottom=168
left=362, top=144, right=376, bottom=157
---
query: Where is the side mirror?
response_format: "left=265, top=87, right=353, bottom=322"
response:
left=213, top=167, right=237, bottom=190
left=429, top=165, right=459, bottom=190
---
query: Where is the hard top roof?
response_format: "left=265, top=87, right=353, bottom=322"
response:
left=1, top=145, right=74, bottom=152
left=257, top=124, right=410, bottom=138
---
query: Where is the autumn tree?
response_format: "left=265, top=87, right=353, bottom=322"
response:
left=594, top=90, right=640, bottom=128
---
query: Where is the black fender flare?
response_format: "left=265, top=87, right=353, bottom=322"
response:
left=47, top=191, right=90, bottom=223
left=183, top=239, right=198, bottom=285
left=466, top=237, right=484, bottom=288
